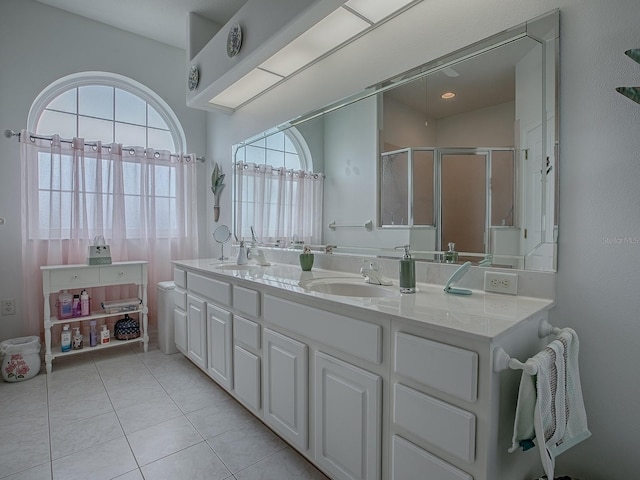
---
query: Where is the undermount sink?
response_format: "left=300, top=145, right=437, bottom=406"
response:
left=299, top=277, right=397, bottom=298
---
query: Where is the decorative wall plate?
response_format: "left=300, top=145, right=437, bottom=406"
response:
left=188, top=65, right=199, bottom=91
left=227, top=23, right=243, bottom=58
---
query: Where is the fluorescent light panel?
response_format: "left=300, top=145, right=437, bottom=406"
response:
left=209, top=68, right=283, bottom=109
left=345, top=0, right=417, bottom=23
left=208, top=0, right=422, bottom=110
left=260, top=8, right=370, bottom=77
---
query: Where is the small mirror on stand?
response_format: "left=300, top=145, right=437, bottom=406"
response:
left=213, top=225, right=231, bottom=260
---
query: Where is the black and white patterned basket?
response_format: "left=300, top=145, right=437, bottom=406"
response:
left=114, top=314, right=140, bottom=340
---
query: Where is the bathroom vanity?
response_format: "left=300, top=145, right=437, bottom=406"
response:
left=171, top=259, right=553, bottom=480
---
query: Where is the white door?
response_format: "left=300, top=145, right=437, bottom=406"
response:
left=174, top=308, right=187, bottom=354
left=207, top=303, right=233, bottom=390
left=234, top=345, right=261, bottom=412
left=186, top=294, right=207, bottom=370
left=263, top=328, right=308, bottom=450
left=314, top=352, right=381, bottom=480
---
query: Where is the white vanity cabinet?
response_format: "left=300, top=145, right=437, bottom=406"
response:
left=314, top=351, right=382, bottom=480
left=263, top=327, right=309, bottom=450
left=233, top=315, right=262, bottom=413
left=173, top=268, right=187, bottom=354
left=207, top=303, right=233, bottom=389
left=171, top=260, right=553, bottom=480
left=186, top=294, right=207, bottom=370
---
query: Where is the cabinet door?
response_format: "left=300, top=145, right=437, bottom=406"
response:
left=314, top=352, right=381, bottom=480
left=174, top=308, right=188, bottom=354
left=187, top=294, right=207, bottom=369
left=234, top=345, right=261, bottom=412
left=207, top=303, right=233, bottom=390
left=263, top=328, right=308, bottom=451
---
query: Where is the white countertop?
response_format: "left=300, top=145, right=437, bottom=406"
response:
left=172, top=259, right=554, bottom=341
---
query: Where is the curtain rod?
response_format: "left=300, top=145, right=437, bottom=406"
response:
left=3, top=129, right=205, bottom=163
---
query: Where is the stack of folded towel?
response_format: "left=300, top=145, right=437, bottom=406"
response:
left=509, top=328, right=591, bottom=479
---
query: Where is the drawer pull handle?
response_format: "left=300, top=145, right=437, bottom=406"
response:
left=119, top=271, right=124, bottom=276
left=73, top=274, right=79, bottom=279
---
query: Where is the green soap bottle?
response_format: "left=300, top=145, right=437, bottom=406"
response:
left=396, top=245, right=416, bottom=294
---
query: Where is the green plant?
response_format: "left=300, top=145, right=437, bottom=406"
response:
left=210, top=163, right=226, bottom=205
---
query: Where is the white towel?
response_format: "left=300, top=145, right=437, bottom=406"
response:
left=509, top=328, right=591, bottom=479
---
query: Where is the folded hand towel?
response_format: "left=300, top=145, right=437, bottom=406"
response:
left=509, top=328, right=590, bottom=479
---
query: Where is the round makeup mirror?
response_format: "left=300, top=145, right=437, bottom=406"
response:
left=213, top=225, right=231, bottom=260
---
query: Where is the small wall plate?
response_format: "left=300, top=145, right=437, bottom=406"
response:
left=227, top=23, right=242, bottom=58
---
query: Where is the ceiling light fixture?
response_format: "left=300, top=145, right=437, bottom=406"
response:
left=441, top=92, right=456, bottom=99
left=205, top=0, right=422, bottom=111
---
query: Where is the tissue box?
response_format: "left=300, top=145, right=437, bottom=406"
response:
left=87, top=245, right=112, bottom=265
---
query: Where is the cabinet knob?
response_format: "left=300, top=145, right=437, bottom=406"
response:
left=73, top=274, right=79, bottom=279
left=119, top=271, right=124, bottom=276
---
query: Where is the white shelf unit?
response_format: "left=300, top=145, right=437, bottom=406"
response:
left=41, top=261, right=149, bottom=373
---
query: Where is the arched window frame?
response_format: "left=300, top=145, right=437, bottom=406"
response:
left=27, top=71, right=187, bottom=152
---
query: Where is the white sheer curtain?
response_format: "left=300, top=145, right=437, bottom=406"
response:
left=234, top=162, right=323, bottom=245
left=20, top=130, right=199, bottom=336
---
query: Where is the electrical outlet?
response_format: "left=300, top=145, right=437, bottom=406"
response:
left=484, top=272, right=518, bottom=295
left=1, top=298, right=16, bottom=316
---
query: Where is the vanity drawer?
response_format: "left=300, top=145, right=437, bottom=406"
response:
left=50, top=268, right=100, bottom=289
left=233, top=316, right=261, bottom=350
left=392, top=435, right=472, bottom=480
left=394, top=332, right=478, bottom=402
left=99, top=264, right=142, bottom=285
left=393, top=384, right=475, bottom=463
left=173, top=287, right=187, bottom=311
left=187, top=272, right=231, bottom=306
left=173, top=268, right=186, bottom=288
left=233, top=285, right=261, bottom=318
left=264, top=294, right=381, bottom=364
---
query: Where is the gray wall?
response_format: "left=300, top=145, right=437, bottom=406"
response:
left=0, top=0, right=208, bottom=339
left=211, top=1, right=640, bottom=478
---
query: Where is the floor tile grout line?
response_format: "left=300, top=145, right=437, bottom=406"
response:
left=45, top=368, right=55, bottom=480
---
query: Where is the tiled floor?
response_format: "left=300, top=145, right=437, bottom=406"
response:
left=0, top=342, right=330, bottom=480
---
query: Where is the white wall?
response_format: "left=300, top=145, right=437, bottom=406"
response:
left=210, top=1, right=640, bottom=478
left=0, top=0, right=208, bottom=339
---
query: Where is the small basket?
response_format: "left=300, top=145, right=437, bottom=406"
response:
left=114, top=314, right=140, bottom=340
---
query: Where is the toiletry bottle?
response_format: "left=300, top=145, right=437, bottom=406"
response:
left=100, top=324, right=110, bottom=345
left=72, top=294, right=81, bottom=317
left=61, top=324, right=72, bottom=352
left=89, top=320, right=98, bottom=347
left=80, top=289, right=90, bottom=316
left=72, top=327, right=83, bottom=350
left=397, top=245, right=416, bottom=294
left=58, top=290, right=73, bottom=319
left=444, top=242, right=459, bottom=263
left=236, top=240, right=248, bottom=265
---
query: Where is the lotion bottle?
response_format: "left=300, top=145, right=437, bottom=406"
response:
left=61, top=324, right=72, bottom=352
left=80, top=289, right=90, bottom=316
left=89, top=320, right=98, bottom=347
left=396, top=245, right=416, bottom=294
left=72, top=327, right=83, bottom=350
left=100, top=324, right=110, bottom=345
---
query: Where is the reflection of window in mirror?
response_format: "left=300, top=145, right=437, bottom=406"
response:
left=233, top=128, right=322, bottom=245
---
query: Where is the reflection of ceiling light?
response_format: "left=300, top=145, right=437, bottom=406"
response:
left=441, top=92, right=456, bottom=99
left=206, top=0, right=423, bottom=111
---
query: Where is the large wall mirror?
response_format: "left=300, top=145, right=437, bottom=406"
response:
left=233, top=10, right=559, bottom=272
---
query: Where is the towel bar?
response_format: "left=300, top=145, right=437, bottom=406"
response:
left=493, top=319, right=562, bottom=373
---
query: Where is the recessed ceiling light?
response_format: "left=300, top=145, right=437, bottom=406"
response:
left=441, top=92, right=456, bottom=99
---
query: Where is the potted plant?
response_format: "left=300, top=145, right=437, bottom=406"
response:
left=211, top=163, right=226, bottom=222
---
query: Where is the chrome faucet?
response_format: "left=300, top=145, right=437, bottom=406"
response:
left=360, top=261, right=393, bottom=286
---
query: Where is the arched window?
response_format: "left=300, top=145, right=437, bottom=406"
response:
left=233, top=127, right=312, bottom=171
left=28, top=71, right=186, bottom=152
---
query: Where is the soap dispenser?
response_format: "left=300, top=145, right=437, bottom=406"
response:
left=236, top=240, right=248, bottom=265
left=396, top=245, right=416, bottom=294
left=444, top=242, right=459, bottom=263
